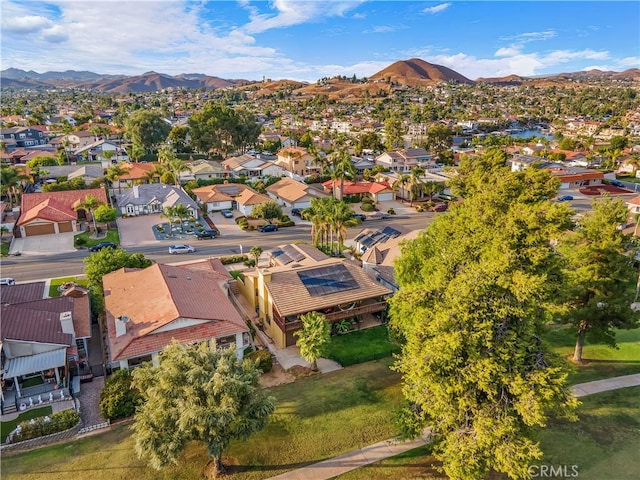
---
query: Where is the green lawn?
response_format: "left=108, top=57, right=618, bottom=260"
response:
left=336, top=387, right=640, bottom=480
left=545, top=326, right=640, bottom=384
left=1, top=407, right=53, bottom=444
left=74, top=229, right=120, bottom=249
left=0, top=360, right=404, bottom=480
left=1, top=241, right=10, bottom=257
left=326, top=324, right=401, bottom=366
left=48, top=276, right=89, bottom=298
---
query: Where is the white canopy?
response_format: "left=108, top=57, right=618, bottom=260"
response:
left=4, top=348, right=67, bottom=378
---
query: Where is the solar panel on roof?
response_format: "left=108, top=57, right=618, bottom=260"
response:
left=381, top=226, right=401, bottom=238
left=354, top=232, right=368, bottom=242
left=298, top=264, right=359, bottom=297
left=218, top=185, right=243, bottom=195
left=282, top=245, right=305, bottom=262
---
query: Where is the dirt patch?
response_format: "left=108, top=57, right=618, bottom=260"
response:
left=259, top=363, right=295, bottom=388
left=579, top=185, right=634, bottom=195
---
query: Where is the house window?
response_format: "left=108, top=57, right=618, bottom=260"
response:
left=128, top=354, right=152, bottom=368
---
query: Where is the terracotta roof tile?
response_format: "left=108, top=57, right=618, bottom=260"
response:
left=104, top=262, right=247, bottom=362
left=18, top=188, right=108, bottom=226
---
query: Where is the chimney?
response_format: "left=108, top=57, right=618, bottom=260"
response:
left=59, top=311, right=75, bottom=336
left=115, top=315, right=130, bottom=337
left=133, top=184, right=139, bottom=198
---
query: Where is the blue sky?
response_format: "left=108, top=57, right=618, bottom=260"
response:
left=1, top=1, right=638, bottom=82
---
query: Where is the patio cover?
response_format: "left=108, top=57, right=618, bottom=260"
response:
left=4, top=348, right=67, bottom=378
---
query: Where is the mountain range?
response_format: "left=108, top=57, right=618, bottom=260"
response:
left=1, top=60, right=639, bottom=93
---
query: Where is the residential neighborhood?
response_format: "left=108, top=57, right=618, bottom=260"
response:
left=1, top=9, right=640, bottom=477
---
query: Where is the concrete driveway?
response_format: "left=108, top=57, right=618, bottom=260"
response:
left=116, top=215, right=162, bottom=247
left=10, top=232, right=77, bottom=256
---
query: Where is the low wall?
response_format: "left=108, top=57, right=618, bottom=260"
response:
left=1, top=419, right=83, bottom=453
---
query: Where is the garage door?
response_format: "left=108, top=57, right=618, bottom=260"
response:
left=24, top=223, right=56, bottom=236
left=376, top=192, right=394, bottom=202
left=58, top=221, right=73, bottom=232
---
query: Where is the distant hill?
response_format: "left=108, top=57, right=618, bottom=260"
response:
left=476, top=74, right=528, bottom=86
left=370, top=58, right=474, bottom=86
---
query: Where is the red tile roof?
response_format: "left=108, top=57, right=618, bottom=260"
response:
left=18, top=188, right=108, bottom=226
left=322, top=180, right=392, bottom=195
left=103, top=262, right=247, bottom=362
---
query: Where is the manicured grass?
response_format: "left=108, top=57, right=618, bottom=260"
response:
left=1, top=407, right=53, bottom=444
left=544, top=326, right=640, bottom=384
left=74, top=229, right=120, bottom=249
left=335, top=387, right=640, bottom=480
left=1, top=241, right=10, bottom=257
left=48, top=276, right=88, bottom=297
left=326, top=324, right=401, bottom=366
left=20, top=377, right=44, bottom=388
left=1, top=360, right=404, bottom=480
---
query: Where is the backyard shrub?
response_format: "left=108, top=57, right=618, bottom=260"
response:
left=387, top=208, right=396, bottom=215
left=361, top=197, right=373, bottom=204
left=75, top=237, right=87, bottom=247
left=220, top=254, right=248, bottom=265
left=99, top=369, right=141, bottom=421
left=361, top=202, right=376, bottom=212
left=244, top=258, right=256, bottom=267
left=12, top=409, right=81, bottom=443
left=246, top=349, right=273, bottom=373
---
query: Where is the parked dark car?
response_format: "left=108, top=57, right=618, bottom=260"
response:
left=259, top=224, right=279, bottom=232
left=88, top=242, right=117, bottom=252
left=557, top=195, right=574, bottom=201
left=352, top=213, right=366, bottom=221
left=220, top=209, right=234, bottom=218
left=291, top=208, right=302, bottom=217
left=610, top=180, right=625, bottom=187
left=195, top=229, right=220, bottom=240
left=432, top=203, right=449, bottom=212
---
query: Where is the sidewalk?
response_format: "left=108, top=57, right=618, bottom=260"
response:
left=265, top=373, right=640, bottom=480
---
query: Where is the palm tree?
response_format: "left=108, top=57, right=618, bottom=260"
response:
left=161, top=206, right=178, bottom=234
left=331, top=201, right=360, bottom=255
left=249, top=246, right=263, bottom=268
left=170, top=204, right=191, bottom=232
left=143, top=170, right=157, bottom=184
left=105, top=164, right=127, bottom=194
left=294, top=311, right=330, bottom=372
left=303, top=197, right=332, bottom=250
left=168, top=158, right=190, bottom=187
left=393, top=173, right=411, bottom=203
left=1, top=167, right=21, bottom=208
left=409, top=166, right=425, bottom=206
left=74, top=194, right=105, bottom=237
left=329, top=148, right=357, bottom=201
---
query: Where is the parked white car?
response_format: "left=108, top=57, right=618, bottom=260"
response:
left=168, top=244, right=195, bottom=254
left=0, top=278, right=16, bottom=285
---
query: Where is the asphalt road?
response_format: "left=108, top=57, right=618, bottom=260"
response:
left=1, top=214, right=435, bottom=282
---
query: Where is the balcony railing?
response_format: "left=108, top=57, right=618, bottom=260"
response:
left=272, top=301, right=387, bottom=332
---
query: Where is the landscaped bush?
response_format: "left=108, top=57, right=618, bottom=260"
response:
left=75, top=237, right=87, bottom=247
left=244, top=258, right=256, bottom=267
left=99, top=369, right=141, bottom=421
left=387, top=208, right=396, bottom=215
left=220, top=254, right=249, bottom=265
left=245, top=349, right=273, bottom=373
left=361, top=197, right=373, bottom=204
left=188, top=216, right=196, bottom=222
left=12, top=409, right=81, bottom=443
left=361, top=202, right=376, bottom=212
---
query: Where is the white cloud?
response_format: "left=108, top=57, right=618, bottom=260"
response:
left=2, top=15, right=53, bottom=34
left=371, top=25, right=395, bottom=33
left=423, top=3, right=451, bottom=15
left=495, top=47, right=522, bottom=58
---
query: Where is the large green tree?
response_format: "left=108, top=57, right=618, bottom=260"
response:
left=423, top=123, right=453, bottom=155
left=84, top=248, right=152, bottom=315
left=384, top=115, right=405, bottom=151
left=131, top=340, right=275, bottom=477
left=294, top=312, right=331, bottom=371
left=124, top=110, right=171, bottom=155
left=251, top=201, right=282, bottom=225
left=557, top=196, right=638, bottom=362
left=389, top=154, right=576, bottom=480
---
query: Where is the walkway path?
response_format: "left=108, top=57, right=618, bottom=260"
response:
left=266, top=373, right=640, bottom=480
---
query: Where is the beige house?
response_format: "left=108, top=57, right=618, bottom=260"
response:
left=266, top=177, right=327, bottom=209
left=275, top=147, right=321, bottom=179
left=235, top=244, right=391, bottom=348
left=103, top=259, right=249, bottom=370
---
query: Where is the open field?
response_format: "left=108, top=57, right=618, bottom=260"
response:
left=1, top=360, right=404, bottom=480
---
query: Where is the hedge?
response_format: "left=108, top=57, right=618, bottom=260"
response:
left=11, top=409, right=80, bottom=443
left=245, top=349, right=273, bottom=373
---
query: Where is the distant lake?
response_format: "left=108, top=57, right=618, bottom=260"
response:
left=510, top=129, right=553, bottom=140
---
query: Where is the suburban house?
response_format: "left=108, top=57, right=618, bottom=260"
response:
left=0, top=127, right=48, bottom=149
left=266, top=177, right=327, bottom=209
left=16, top=188, right=108, bottom=237
left=0, top=282, right=91, bottom=414
left=359, top=228, right=421, bottom=292
left=234, top=188, right=272, bottom=217
left=321, top=179, right=394, bottom=203
left=222, top=154, right=284, bottom=179
left=275, top=147, right=321, bottom=178
left=62, top=131, right=98, bottom=149
left=626, top=195, right=640, bottom=215
left=115, top=183, right=198, bottom=217
left=102, top=259, right=250, bottom=370
left=510, top=155, right=604, bottom=189
left=115, top=162, right=159, bottom=185
left=186, top=160, right=228, bottom=181
left=39, top=165, right=104, bottom=185
left=375, top=148, right=434, bottom=172
left=234, top=245, right=392, bottom=348
left=73, top=139, right=124, bottom=166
